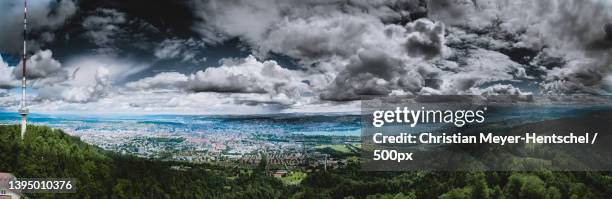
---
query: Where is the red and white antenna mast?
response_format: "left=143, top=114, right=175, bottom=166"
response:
left=19, top=0, right=29, bottom=139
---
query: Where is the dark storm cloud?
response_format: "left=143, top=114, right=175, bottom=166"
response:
left=80, top=8, right=166, bottom=55
left=541, top=62, right=609, bottom=95
left=319, top=18, right=452, bottom=101
left=189, top=0, right=458, bottom=102
left=190, top=0, right=427, bottom=60
left=426, top=0, right=612, bottom=95
left=78, top=0, right=195, bottom=37
left=3, top=0, right=612, bottom=113
left=404, top=18, right=446, bottom=59
left=62, top=0, right=208, bottom=61
left=186, top=0, right=541, bottom=102
left=426, top=0, right=471, bottom=23
left=0, top=0, right=78, bottom=53
left=320, top=50, right=412, bottom=101
left=82, top=8, right=128, bottom=47
left=538, top=0, right=612, bottom=94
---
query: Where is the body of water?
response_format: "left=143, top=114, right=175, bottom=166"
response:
left=0, top=105, right=609, bottom=137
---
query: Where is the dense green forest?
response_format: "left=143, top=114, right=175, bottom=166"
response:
left=1, top=125, right=611, bottom=198
left=0, top=125, right=288, bottom=198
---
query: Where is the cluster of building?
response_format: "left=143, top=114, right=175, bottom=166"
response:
left=0, top=173, right=21, bottom=199
left=66, top=128, right=359, bottom=172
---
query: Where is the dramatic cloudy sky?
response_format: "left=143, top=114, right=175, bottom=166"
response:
left=0, top=0, right=611, bottom=114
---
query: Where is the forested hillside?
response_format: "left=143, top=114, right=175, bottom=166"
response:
left=0, top=125, right=288, bottom=198
left=1, top=125, right=610, bottom=198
